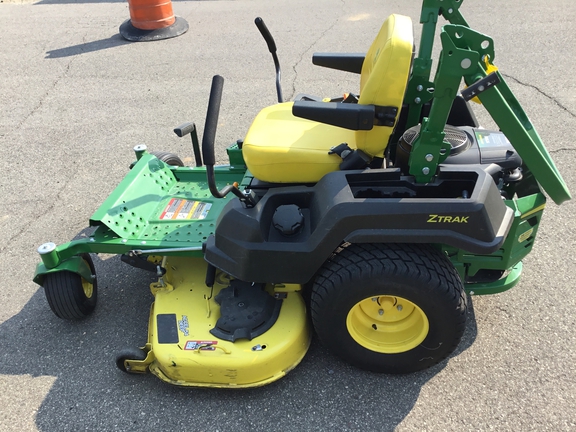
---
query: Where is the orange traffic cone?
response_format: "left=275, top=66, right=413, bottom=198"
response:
left=120, top=0, right=188, bottom=42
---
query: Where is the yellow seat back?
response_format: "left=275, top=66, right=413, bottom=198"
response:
left=356, top=14, right=413, bottom=158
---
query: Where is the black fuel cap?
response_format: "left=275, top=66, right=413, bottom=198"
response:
left=272, top=204, right=304, bottom=236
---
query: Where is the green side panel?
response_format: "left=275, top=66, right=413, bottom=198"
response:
left=464, top=262, right=523, bottom=295
left=90, top=153, right=179, bottom=238
left=447, top=189, right=547, bottom=295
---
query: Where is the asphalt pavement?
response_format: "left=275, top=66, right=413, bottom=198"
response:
left=1, top=0, right=575, bottom=431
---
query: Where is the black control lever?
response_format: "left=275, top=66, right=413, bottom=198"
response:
left=202, top=75, right=255, bottom=207
left=255, top=17, right=283, bottom=103
left=174, top=122, right=202, bottom=167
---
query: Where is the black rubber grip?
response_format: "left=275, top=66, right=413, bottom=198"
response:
left=173, top=122, right=195, bottom=137
left=201, top=75, right=224, bottom=166
left=255, top=17, right=276, bottom=53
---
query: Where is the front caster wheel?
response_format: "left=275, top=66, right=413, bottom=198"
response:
left=150, top=151, right=184, bottom=167
left=311, top=243, right=467, bottom=373
left=43, top=253, right=97, bottom=320
left=116, top=348, right=147, bottom=373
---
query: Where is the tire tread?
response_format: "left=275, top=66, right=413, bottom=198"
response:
left=310, top=243, right=466, bottom=373
left=43, top=254, right=97, bottom=320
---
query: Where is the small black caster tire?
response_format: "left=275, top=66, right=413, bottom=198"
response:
left=150, top=151, right=184, bottom=167
left=116, top=348, right=147, bottom=373
left=43, top=253, right=97, bottom=320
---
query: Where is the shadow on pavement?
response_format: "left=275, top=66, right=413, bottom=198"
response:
left=46, top=34, right=130, bottom=59
left=1, top=245, right=478, bottom=431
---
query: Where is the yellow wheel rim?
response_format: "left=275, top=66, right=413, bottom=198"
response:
left=81, top=258, right=94, bottom=298
left=81, top=278, right=94, bottom=299
left=346, top=295, right=429, bottom=354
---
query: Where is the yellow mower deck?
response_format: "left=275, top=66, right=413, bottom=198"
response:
left=125, top=257, right=310, bottom=388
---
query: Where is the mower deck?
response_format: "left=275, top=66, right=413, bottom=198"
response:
left=127, top=256, right=310, bottom=388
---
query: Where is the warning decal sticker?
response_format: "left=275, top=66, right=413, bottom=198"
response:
left=184, top=340, right=218, bottom=351
left=159, top=198, right=212, bottom=220
left=475, top=131, right=511, bottom=148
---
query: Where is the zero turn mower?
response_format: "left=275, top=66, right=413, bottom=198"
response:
left=34, top=0, right=570, bottom=387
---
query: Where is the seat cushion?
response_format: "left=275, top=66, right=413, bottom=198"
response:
left=243, top=14, right=413, bottom=183
left=243, top=102, right=357, bottom=183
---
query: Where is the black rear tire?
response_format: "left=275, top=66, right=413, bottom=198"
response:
left=43, top=254, right=97, bottom=320
left=310, top=243, right=466, bottom=373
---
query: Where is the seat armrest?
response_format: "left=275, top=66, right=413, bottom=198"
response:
left=292, top=101, right=374, bottom=130
left=312, top=53, right=365, bottom=74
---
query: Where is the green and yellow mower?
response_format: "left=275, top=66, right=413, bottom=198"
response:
left=34, top=0, right=571, bottom=388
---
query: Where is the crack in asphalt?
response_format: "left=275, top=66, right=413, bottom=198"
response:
left=0, top=177, right=75, bottom=253
left=3, top=29, right=96, bottom=251
left=549, top=147, right=576, bottom=153
left=502, top=73, right=576, bottom=119
left=14, top=58, right=75, bottom=132
left=286, top=0, right=346, bottom=100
